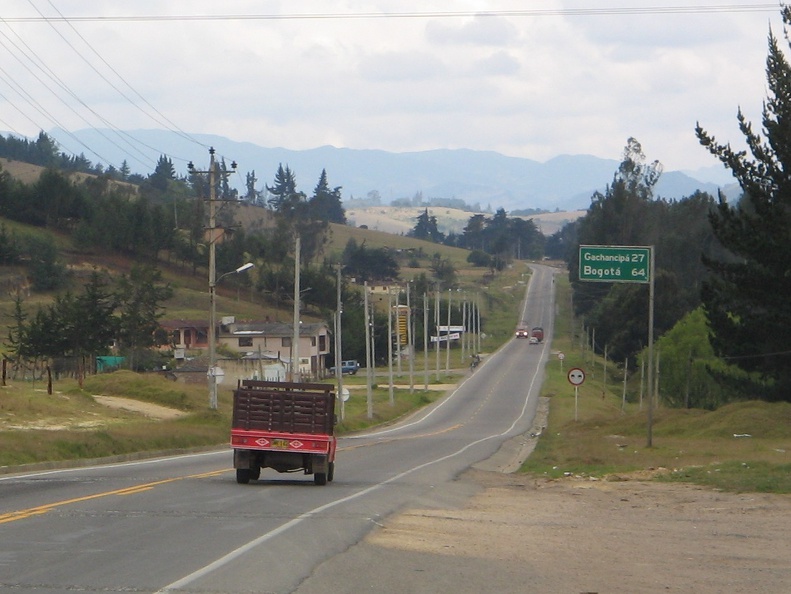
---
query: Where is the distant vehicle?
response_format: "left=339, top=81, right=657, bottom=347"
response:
left=530, top=327, right=544, bottom=343
left=330, top=359, right=360, bottom=375
left=515, top=327, right=529, bottom=339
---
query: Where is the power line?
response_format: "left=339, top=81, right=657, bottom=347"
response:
left=37, top=0, right=207, bottom=154
left=0, top=0, right=214, bottom=172
left=0, top=18, right=150, bottom=169
left=0, top=5, right=781, bottom=23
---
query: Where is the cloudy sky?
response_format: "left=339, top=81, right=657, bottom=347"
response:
left=0, top=1, right=785, bottom=176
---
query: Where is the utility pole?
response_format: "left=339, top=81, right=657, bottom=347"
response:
left=476, top=293, right=482, bottom=354
left=445, top=289, right=451, bottom=374
left=387, top=286, right=394, bottom=406
left=407, top=281, right=414, bottom=394
left=395, top=287, right=402, bottom=377
left=423, top=292, right=429, bottom=391
left=292, top=235, right=301, bottom=382
left=364, top=282, right=373, bottom=419
left=461, top=293, right=467, bottom=364
left=434, top=285, right=440, bottom=381
left=335, top=264, right=344, bottom=421
left=187, top=147, right=237, bottom=410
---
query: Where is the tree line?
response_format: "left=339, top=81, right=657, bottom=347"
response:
left=406, top=206, right=546, bottom=269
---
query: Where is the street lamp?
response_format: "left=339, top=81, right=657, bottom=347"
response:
left=209, top=262, right=254, bottom=410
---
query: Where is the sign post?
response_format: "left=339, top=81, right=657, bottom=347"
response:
left=579, top=245, right=655, bottom=446
left=567, top=367, right=585, bottom=421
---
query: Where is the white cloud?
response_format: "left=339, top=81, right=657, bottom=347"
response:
left=0, top=1, right=785, bottom=174
left=425, top=15, right=519, bottom=46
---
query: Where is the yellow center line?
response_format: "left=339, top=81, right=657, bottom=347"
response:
left=0, top=469, right=229, bottom=525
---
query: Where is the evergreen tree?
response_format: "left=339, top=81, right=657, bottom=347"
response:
left=245, top=170, right=262, bottom=204
left=266, top=164, right=298, bottom=212
left=115, top=265, right=173, bottom=369
left=408, top=208, right=444, bottom=243
left=149, top=155, right=175, bottom=193
left=461, top=214, right=487, bottom=250
left=695, top=7, right=791, bottom=401
left=341, top=238, right=399, bottom=282
left=26, top=235, right=68, bottom=291
left=308, top=169, right=346, bottom=224
left=5, top=292, right=29, bottom=361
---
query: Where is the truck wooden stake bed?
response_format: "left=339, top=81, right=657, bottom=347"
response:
left=231, top=380, right=337, bottom=485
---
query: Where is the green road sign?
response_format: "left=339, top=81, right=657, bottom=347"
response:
left=579, top=245, right=651, bottom=284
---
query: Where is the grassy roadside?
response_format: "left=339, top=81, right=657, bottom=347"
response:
left=521, top=275, right=791, bottom=494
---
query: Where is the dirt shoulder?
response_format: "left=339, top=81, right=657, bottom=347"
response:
left=361, top=470, right=791, bottom=594
left=297, top=397, right=791, bottom=594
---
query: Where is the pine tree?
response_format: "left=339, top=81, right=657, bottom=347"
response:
left=408, top=208, right=444, bottom=243
left=695, top=7, right=791, bottom=401
left=150, top=155, right=175, bottom=192
left=266, top=164, right=298, bottom=212
left=308, top=169, right=346, bottom=224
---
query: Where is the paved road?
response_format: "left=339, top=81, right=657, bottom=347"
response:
left=0, top=264, right=556, bottom=594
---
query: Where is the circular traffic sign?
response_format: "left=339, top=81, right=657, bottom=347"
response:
left=567, top=367, right=585, bottom=386
left=558, top=352, right=565, bottom=361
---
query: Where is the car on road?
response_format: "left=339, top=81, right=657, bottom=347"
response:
left=330, top=359, right=360, bottom=375
left=515, top=327, right=529, bottom=339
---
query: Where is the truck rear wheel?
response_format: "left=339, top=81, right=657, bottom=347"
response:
left=250, top=466, right=261, bottom=481
left=236, top=468, right=251, bottom=484
left=314, top=472, right=327, bottom=486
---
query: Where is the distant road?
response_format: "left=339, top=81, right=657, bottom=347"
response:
left=0, top=264, right=557, bottom=594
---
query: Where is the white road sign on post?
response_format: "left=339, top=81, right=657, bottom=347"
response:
left=567, top=367, right=585, bottom=385
left=567, top=367, right=585, bottom=422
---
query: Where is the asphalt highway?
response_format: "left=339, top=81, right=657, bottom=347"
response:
left=0, top=264, right=557, bottom=594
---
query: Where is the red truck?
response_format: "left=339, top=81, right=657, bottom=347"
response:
left=530, top=327, right=544, bottom=343
left=231, top=380, right=337, bottom=485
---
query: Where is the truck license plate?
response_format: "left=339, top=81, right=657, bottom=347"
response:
left=272, top=439, right=289, bottom=449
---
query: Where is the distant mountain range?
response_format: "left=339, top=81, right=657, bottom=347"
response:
left=44, top=128, right=739, bottom=212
